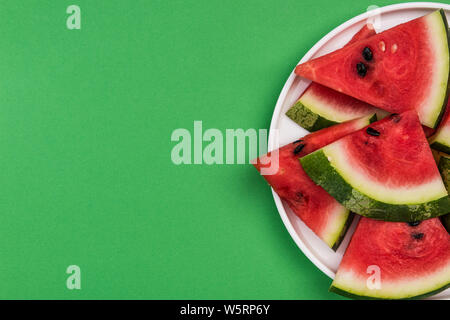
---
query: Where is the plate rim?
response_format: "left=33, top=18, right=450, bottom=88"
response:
left=267, top=1, right=450, bottom=295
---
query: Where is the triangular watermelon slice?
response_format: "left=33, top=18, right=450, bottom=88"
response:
left=300, top=110, right=450, bottom=222
left=253, top=114, right=375, bottom=249
left=331, top=217, right=450, bottom=299
left=295, top=10, right=450, bottom=128
left=286, top=24, right=381, bottom=131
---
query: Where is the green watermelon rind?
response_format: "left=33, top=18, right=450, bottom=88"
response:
left=328, top=115, right=376, bottom=249
left=324, top=115, right=376, bottom=249
left=286, top=102, right=378, bottom=132
left=431, top=140, right=450, bottom=155
left=443, top=211, right=450, bottom=233
left=286, top=100, right=340, bottom=132
left=368, top=113, right=378, bottom=124
left=438, top=153, right=450, bottom=190
left=430, top=22, right=450, bottom=150
left=430, top=10, right=450, bottom=130
left=438, top=154, right=450, bottom=232
left=300, top=149, right=450, bottom=222
left=330, top=212, right=354, bottom=251
left=318, top=206, right=352, bottom=251
left=329, top=282, right=450, bottom=300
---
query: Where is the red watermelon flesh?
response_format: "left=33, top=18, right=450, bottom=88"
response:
left=295, top=10, right=450, bottom=128
left=331, top=217, right=450, bottom=299
left=296, top=23, right=376, bottom=105
left=286, top=25, right=378, bottom=131
left=350, top=23, right=376, bottom=40
left=253, top=115, right=373, bottom=249
left=343, top=111, right=438, bottom=188
left=423, top=125, right=436, bottom=138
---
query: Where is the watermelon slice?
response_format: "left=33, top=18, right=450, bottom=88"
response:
left=430, top=100, right=450, bottom=153
left=295, top=10, right=450, bottom=128
left=331, top=217, right=450, bottom=299
left=437, top=154, right=450, bottom=232
left=286, top=25, right=380, bottom=131
left=253, top=114, right=375, bottom=249
left=300, top=110, right=450, bottom=222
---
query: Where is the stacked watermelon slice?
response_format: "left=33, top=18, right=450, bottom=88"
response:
left=254, top=10, right=450, bottom=299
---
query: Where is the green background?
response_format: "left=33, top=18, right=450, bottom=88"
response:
left=0, top=0, right=443, bottom=299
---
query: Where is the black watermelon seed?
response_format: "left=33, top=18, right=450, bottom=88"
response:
left=356, top=62, right=368, bottom=77
left=412, top=232, right=424, bottom=240
left=293, top=144, right=305, bottom=155
left=362, top=47, right=373, bottom=61
left=390, top=113, right=401, bottom=123
left=408, top=221, right=421, bottom=227
left=366, top=127, right=380, bottom=136
left=293, top=139, right=303, bottom=144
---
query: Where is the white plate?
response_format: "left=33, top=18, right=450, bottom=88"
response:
left=268, top=2, right=450, bottom=300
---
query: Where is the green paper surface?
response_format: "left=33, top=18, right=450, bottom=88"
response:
left=0, top=0, right=440, bottom=299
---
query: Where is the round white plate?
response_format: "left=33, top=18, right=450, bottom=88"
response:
left=268, top=2, right=450, bottom=300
